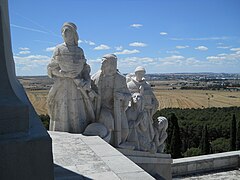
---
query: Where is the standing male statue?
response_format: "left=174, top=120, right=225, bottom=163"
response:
left=91, top=54, right=131, bottom=147
left=47, top=22, right=95, bottom=133
left=127, top=66, right=159, bottom=118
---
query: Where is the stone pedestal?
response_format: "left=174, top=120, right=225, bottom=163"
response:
left=118, top=149, right=173, bottom=180
left=0, top=1, right=54, bottom=179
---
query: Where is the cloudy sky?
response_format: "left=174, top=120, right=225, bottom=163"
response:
left=9, top=0, right=240, bottom=76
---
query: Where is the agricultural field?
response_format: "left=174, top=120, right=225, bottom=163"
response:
left=26, top=88, right=240, bottom=115
left=154, top=89, right=240, bottom=109
left=26, top=90, right=49, bottom=115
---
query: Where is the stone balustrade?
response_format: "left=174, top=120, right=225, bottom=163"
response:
left=172, top=151, right=240, bottom=177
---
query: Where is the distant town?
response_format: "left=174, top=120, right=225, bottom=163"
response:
left=18, top=72, right=240, bottom=91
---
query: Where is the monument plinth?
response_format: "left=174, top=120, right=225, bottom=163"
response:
left=0, top=3, right=29, bottom=135
left=0, top=0, right=54, bottom=179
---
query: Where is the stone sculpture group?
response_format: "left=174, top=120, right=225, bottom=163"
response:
left=47, top=22, right=168, bottom=153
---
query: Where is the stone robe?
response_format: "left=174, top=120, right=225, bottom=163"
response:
left=127, top=77, right=159, bottom=118
left=91, top=71, right=131, bottom=146
left=47, top=43, right=95, bottom=133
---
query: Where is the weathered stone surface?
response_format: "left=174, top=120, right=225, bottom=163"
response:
left=0, top=0, right=29, bottom=135
left=172, top=151, right=240, bottom=177
left=0, top=1, right=53, bottom=179
left=174, top=168, right=240, bottom=180
left=91, top=54, right=131, bottom=147
left=118, top=148, right=172, bottom=180
left=125, top=67, right=168, bottom=153
left=50, top=131, right=154, bottom=180
left=47, top=22, right=95, bottom=133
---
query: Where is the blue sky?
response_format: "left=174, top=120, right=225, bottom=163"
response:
left=8, top=0, right=240, bottom=76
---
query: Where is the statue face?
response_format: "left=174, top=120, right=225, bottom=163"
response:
left=135, top=71, right=145, bottom=81
left=62, top=27, right=74, bottom=45
left=132, top=93, right=142, bottom=104
left=101, top=58, right=116, bottom=75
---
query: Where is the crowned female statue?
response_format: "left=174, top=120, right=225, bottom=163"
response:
left=47, top=22, right=95, bottom=133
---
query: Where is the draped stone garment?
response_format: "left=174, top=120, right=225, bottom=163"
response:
left=47, top=43, right=95, bottom=133
left=127, top=77, right=159, bottom=118
left=91, top=71, right=131, bottom=145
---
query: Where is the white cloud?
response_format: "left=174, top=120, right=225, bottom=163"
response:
left=130, top=24, right=143, bottom=28
left=117, top=55, right=205, bottom=72
left=230, top=47, right=240, bottom=51
left=160, top=55, right=185, bottom=65
left=160, top=32, right=168, bottom=35
left=78, top=39, right=83, bottom=44
left=117, top=56, right=157, bottom=70
left=129, top=42, right=147, bottom=47
left=166, top=50, right=180, bottom=54
left=170, top=36, right=229, bottom=41
left=14, top=54, right=50, bottom=75
left=176, top=45, right=189, bottom=49
left=85, top=40, right=95, bottom=46
left=46, top=46, right=56, bottom=52
left=19, top=51, right=31, bottom=54
left=14, top=55, right=50, bottom=62
left=195, top=46, right=208, bottom=51
left=115, top=49, right=140, bottom=55
left=19, top=47, right=30, bottom=51
left=158, top=55, right=203, bottom=67
left=115, top=46, right=123, bottom=51
left=217, top=46, right=231, bottom=49
left=94, top=44, right=110, bottom=50
left=207, top=51, right=240, bottom=64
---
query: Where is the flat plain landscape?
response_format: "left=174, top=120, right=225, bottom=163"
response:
left=26, top=88, right=240, bottom=115
left=20, top=74, right=240, bottom=115
left=154, top=89, right=240, bottom=109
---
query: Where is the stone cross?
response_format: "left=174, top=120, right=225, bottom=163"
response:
left=0, top=1, right=54, bottom=179
left=0, top=0, right=29, bottom=135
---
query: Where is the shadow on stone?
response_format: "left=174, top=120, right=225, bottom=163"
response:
left=54, top=164, right=92, bottom=180
left=153, top=173, right=165, bottom=180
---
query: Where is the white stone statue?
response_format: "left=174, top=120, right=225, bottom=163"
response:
left=126, top=92, right=156, bottom=153
left=47, top=22, right=95, bottom=133
left=126, top=66, right=168, bottom=153
left=153, top=116, right=168, bottom=153
left=91, top=54, right=131, bottom=147
left=127, top=66, right=159, bottom=118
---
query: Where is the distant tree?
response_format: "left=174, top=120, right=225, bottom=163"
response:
left=184, top=147, right=201, bottom=157
left=170, top=113, right=182, bottom=158
left=39, top=114, right=50, bottom=130
left=211, top=138, right=230, bottom=153
left=199, top=125, right=210, bottom=155
left=236, top=120, right=240, bottom=150
left=230, top=114, right=236, bottom=151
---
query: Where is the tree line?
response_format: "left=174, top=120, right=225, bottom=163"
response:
left=39, top=106, right=240, bottom=158
left=153, top=106, right=240, bottom=158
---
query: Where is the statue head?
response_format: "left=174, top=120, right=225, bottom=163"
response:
left=101, top=54, right=117, bottom=75
left=61, top=22, right=79, bottom=46
left=134, top=66, right=146, bottom=82
left=154, top=117, right=168, bottom=131
left=130, top=92, right=144, bottom=111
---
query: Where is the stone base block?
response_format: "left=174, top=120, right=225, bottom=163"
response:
left=118, top=149, right=172, bottom=180
left=0, top=124, right=54, bottom=180
left=0, top=104, right=29, bottom=135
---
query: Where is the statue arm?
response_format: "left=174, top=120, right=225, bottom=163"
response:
left=138, top=112, right=148, bottom=131
left=157, top=132, right=167, bottom=146
left=80, top=63, right=91, bottom=89
left=47, top=57, right=72, bottom=78
left=47, top=48, right=64, bottom=78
